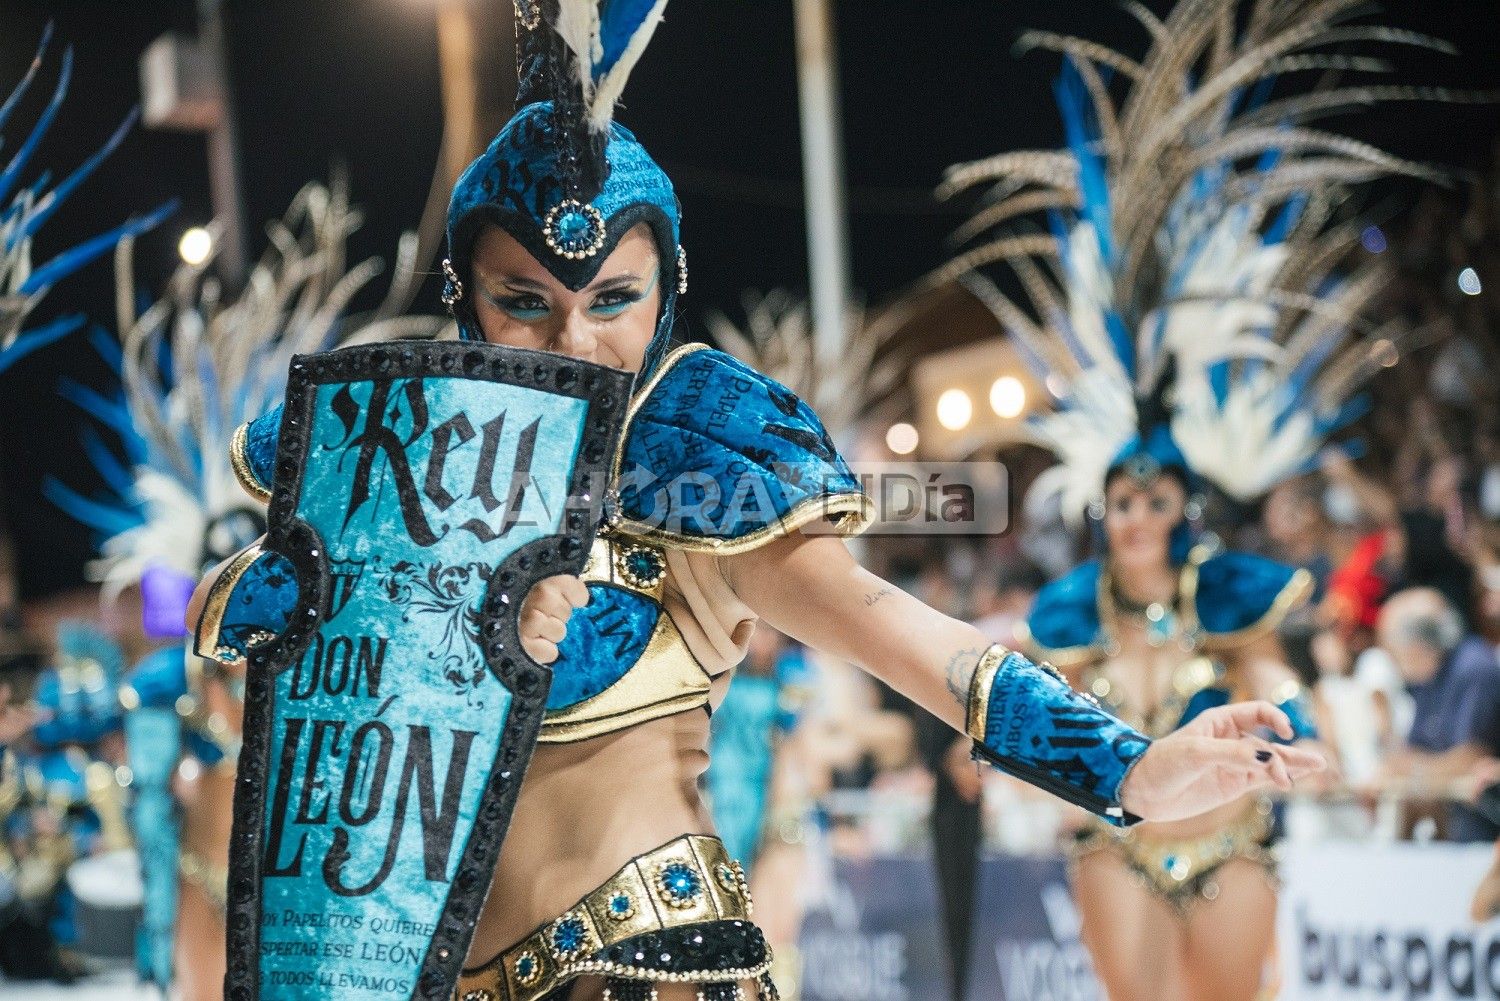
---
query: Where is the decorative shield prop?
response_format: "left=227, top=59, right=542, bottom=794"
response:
left=226, top=342, right=630, bottom=1000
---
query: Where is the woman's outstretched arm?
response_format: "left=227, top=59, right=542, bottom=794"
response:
left=722, top=531, right=1325, bottom=823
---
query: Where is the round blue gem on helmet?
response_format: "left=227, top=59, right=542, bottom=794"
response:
left=662, top=862, right=700, bottom=901
left=557, top=209, right=591, bottom=246
left=552, top=916, right=586, bottom=955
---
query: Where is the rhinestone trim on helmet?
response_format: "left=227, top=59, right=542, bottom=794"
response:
left=543, top=199, right=607, bottom=260
left=1121, top=452, right=1162, bottom=488
left=513, top=0, right=541, bottom=31
left=676, top=245, right=688, bottom=296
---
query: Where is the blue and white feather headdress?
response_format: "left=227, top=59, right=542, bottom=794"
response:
left=447, top=0, right=683, bottom=376
left=49, top=176, right=446, bottom=601
left=0, top=25, right=172, bottom=376
left=939, top=0, right=1482, bottom=524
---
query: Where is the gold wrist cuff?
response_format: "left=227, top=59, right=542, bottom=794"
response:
left=965, top=644, right=1009, bottom=743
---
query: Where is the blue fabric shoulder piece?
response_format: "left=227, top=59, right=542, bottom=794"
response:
left=1193, top=549, right=1312, bottom=644
left=612, top=345, right=873, bottom=553
left=1023, top=560, right=1102, bottom=666
left=233, top=404, right=283, bottom=501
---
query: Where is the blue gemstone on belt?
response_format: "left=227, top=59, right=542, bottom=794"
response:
left=662, top=863, right=700, bottom=901
left=516, top=954, right=536, bottom=978
left=609, top=893, right=632, bottom=917
left=552, top=916, right=586, bottom=954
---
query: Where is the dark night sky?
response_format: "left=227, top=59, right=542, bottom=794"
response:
left=3, top=1, right=1499, bottom=599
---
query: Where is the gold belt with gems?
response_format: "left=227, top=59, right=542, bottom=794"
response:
left=456, top=835, right=761, bottom=1001
left=1072, top=797, right=1276, bottom=910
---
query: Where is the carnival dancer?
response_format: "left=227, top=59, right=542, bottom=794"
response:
left=935, top=2, right=1471, bottom=998
left=0, top=24, right=173, bottom=984
left=193, top=4, right=1323, bottom=999
left=47, top=177, right=442, bottom=999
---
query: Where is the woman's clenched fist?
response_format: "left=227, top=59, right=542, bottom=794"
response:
left=518, top=574, right=589, bottom=665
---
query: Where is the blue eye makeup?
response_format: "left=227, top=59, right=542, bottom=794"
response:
left=589, top=272, right=657, bottom=318
left=588, top=288, right=643, bottom=317
left=483, top=288, right=550, bottom=321
left=478, top=269, right=657, bottom=322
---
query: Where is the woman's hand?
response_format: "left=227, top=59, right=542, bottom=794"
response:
left=1118, top=701, right=1326, bottom=823
left=519, top=574, right=589, bottom=665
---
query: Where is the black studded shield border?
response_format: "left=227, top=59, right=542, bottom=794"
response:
left=223, top=340, right=631, bottom=1001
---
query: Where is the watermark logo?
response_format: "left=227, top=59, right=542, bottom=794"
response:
left=849, top=460, right=1008, bottom=536
left=486, top=460, right=1011, bottom=539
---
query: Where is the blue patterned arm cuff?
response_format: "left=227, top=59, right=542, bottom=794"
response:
left=965, top=645, right=1150, bottom=826
left=192, top=543, right=299, bottom=665
left=1271, top=681, right=1319, bottom=743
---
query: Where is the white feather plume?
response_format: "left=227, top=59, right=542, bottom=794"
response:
left=939, top=0, right=1452, bottom=516
left=588, top=0, right=669, bottom=131
left=553, top=0, right=671, bottom=132
left=85, top=178, right=446, bottom=595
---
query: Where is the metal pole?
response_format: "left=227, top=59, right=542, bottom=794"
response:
left=435, top=0, right=513, bottom=184
left=793, top=0, right=852, bottom=374
left=197, top=0, right=247, bottom=285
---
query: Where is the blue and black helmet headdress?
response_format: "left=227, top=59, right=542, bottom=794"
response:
left=444, top=0, right=683, bottom=378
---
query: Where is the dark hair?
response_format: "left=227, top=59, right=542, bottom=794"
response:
left=996, top=559, right=1047, bottom=595
left=1277, top=610, right=1323, bottom=688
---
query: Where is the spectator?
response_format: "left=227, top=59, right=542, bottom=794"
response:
left=1263, top=476, right=1336, bottom=599
left=970, top=558, right=1046, bottom=645
left=0, top=625, right=42, bottom=751
left=1377, top=587, right=1500, bottom=841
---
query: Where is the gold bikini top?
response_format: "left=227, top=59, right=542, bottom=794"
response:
left=538, top=531, right=712, bottom=744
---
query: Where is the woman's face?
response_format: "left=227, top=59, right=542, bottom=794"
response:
left=469, top=222, right=662, bottom=372
left=1103, top=474, right=1186, bottom=570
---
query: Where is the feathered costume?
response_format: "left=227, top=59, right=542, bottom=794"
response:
left=45, top=177, right=440, bottom=990
left=188, top=3, right=1180, bottom=998
left=938, top=0, right=1460, bottom=912
left=0, top=25, right=171, bottom=979
left=939, top=0, right=1471, bottom=520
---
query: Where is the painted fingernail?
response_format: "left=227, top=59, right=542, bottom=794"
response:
left=1255, top=750, right=1273, bottom=763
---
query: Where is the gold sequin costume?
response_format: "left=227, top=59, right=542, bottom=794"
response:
left=1021, top=546, right=1312, bottom=913
left=457, top=836, right=773, bottom=1001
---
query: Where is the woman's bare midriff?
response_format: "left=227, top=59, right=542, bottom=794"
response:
left=464, top=707, right=717, bottom=967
